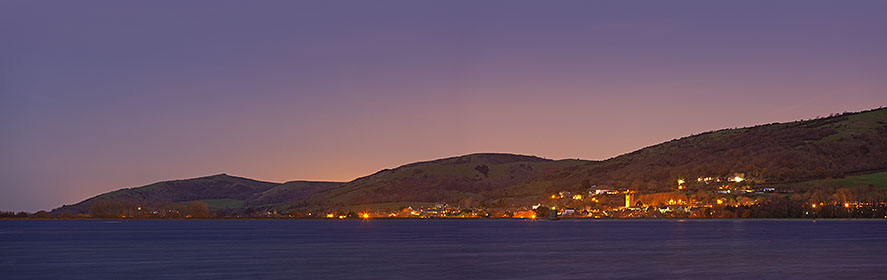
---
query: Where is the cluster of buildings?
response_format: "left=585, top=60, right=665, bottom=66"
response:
left=301, top=173, right=886, bottom=220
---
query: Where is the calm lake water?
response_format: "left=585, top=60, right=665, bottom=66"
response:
left=1, top=219, right=886, bottom=279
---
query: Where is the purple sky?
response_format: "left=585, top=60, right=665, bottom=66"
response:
left=2, top=1, right=886, bottom=211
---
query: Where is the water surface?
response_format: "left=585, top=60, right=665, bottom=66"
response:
left=2, top=219, right=885, bottom=279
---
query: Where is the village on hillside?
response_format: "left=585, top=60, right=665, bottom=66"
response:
left=301, top=174, right=887, bottom=220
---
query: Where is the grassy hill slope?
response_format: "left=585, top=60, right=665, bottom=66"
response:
left=511, top=107, right=887, bottom=195
left=299, top=153, right=592, bottom=209
left=53, top=174, right=343, bottom=214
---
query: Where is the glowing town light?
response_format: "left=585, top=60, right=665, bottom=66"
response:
left=530, top=214, right=536, bottom=219
left=326, top=213, right=335, bottom=218
left=677, top=179, right=685, bottom=185
left=844, top=203, right=850, bottom=208
left=716, top=199, right=723, bottom=205
left=338, top=215, right=346, bottom=219
left=550, top=194, right=558, bottom=199
left=572, top=194, right=583, bottom=200
left=361, top=213, right=370, bottom=219
left=733, top=176, right=745, bottom=183
left=811, top=204, right=817, bottom=208
left=678, top=185, right=684, bottom=190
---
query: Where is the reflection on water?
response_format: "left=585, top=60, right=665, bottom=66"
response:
left=1, top=220, right=886, bottom=279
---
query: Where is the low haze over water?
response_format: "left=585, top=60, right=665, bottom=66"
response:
left=2, top=220, right=885, bottom=279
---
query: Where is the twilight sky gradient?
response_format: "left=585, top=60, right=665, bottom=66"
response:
left=2, top=1, right=886, bottom=211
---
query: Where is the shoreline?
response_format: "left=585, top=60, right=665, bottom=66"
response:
left=3, top=217, right=886, bottom=221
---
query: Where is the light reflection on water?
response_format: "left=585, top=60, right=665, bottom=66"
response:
left=1, top=219, right=886, bottom=279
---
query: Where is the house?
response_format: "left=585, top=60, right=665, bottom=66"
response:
left=560, top=208, right=576, bottom=216
left=591, top=188, right=619, bottom=195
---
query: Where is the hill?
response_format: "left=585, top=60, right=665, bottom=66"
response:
left=53, top=174, right=343, bottom=216
left=505, top=107, right=887, bottom=197
left=298, top=153, right=591, bottom=210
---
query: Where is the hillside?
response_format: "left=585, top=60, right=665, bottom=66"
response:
left=247, top=180, right=345, bottom=207
left=506, top=107, right=887, bottom=196
left=298, top=153, right=592, bottom=210
left=53, top=174, right=343, bottom=215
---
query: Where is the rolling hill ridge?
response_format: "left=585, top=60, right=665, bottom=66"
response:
left=53, top=174, right=343, bottom=215
left=52, top=107, right=887, bottom=216
left=506, top=107, right=887, bottom=198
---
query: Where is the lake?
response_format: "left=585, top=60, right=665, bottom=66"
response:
left=1, top=219, right=886, bottom=279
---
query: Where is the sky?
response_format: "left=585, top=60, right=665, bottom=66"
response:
left=2, top=1, right=886, bottom=212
